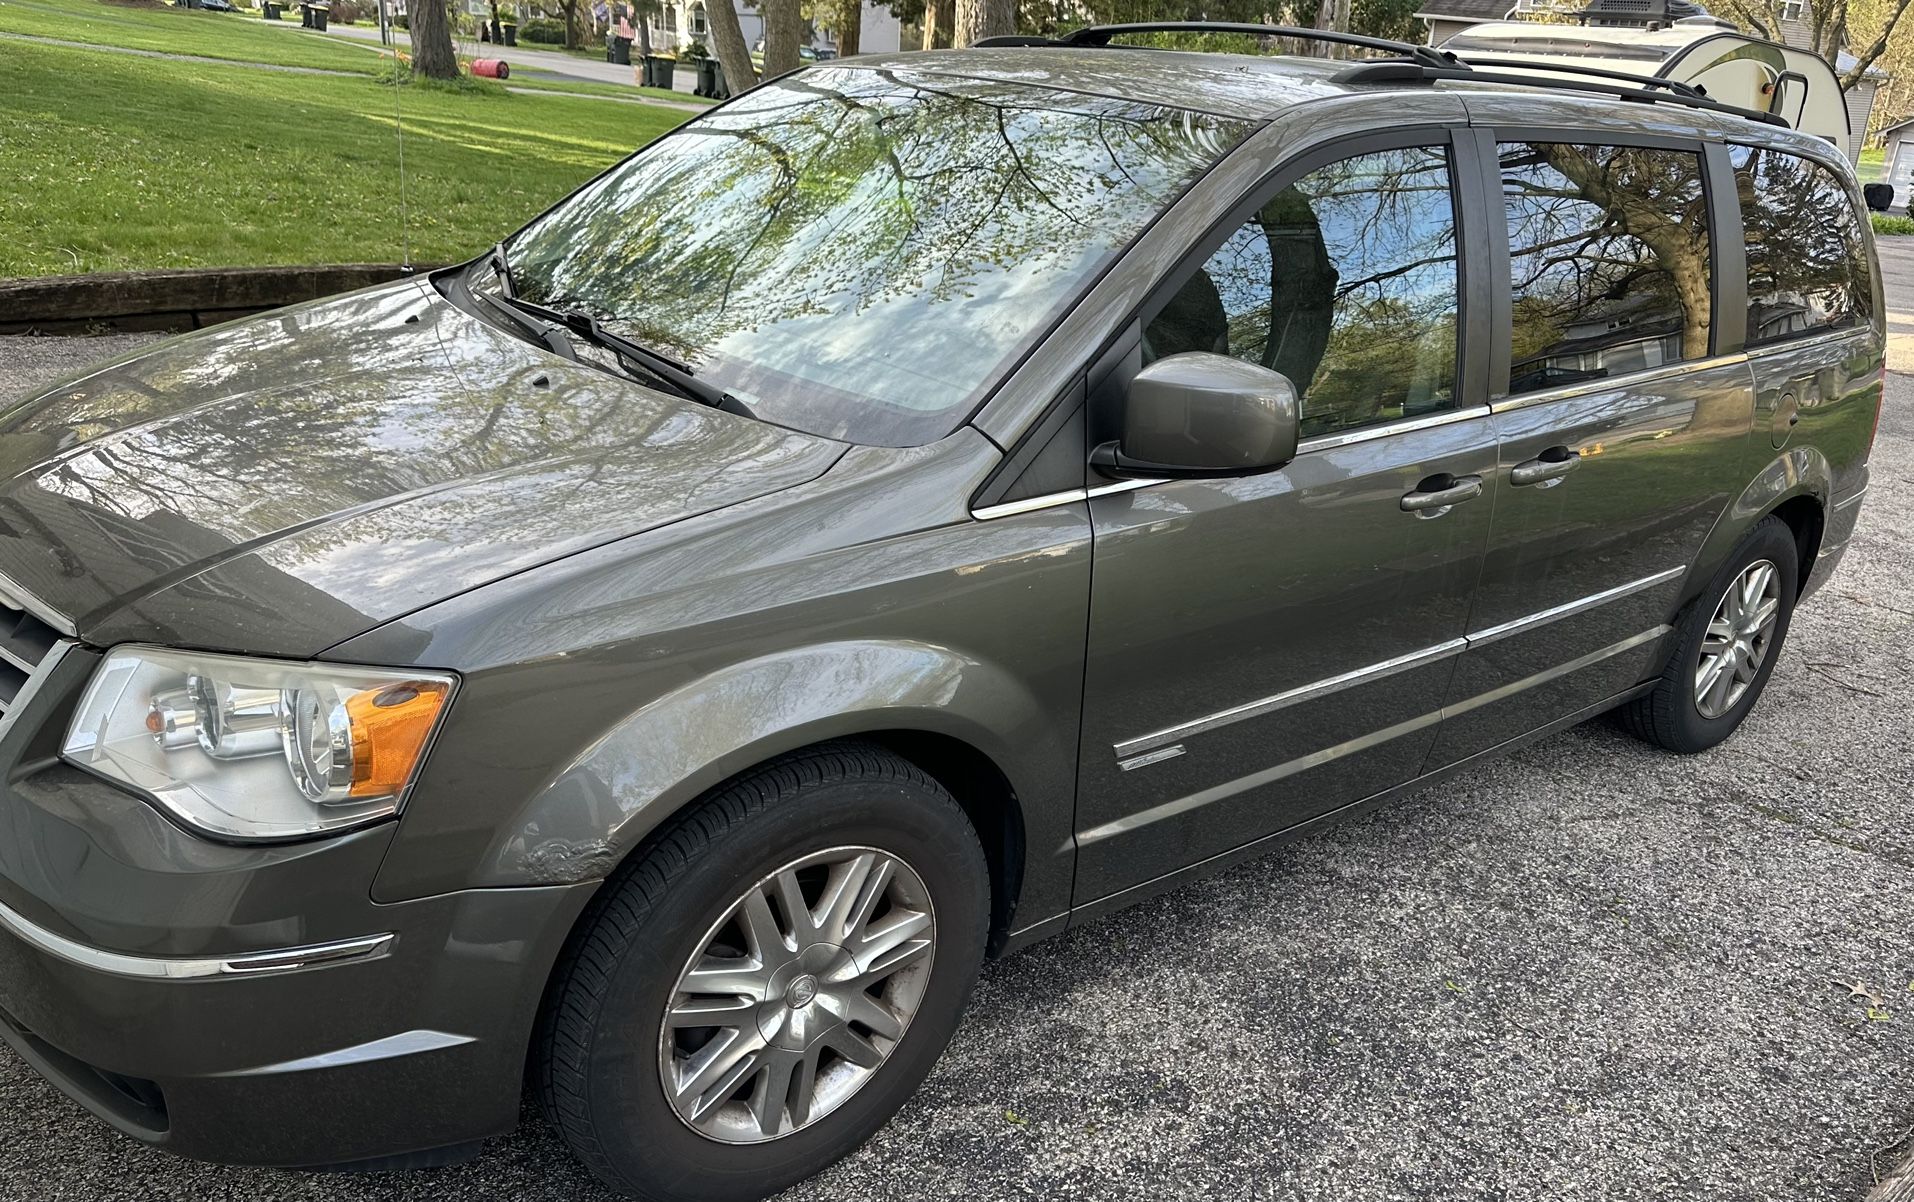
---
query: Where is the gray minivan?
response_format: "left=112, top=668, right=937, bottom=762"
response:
left=0, top=23, right=1882, bottom=1202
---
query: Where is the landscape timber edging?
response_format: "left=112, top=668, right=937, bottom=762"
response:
left=0, top=264, right=446, bottom=335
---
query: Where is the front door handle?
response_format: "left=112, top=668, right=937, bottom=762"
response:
left=1510, top=446, right=1581, bottom=486
left=1400, top=473, right=1484, bottom=512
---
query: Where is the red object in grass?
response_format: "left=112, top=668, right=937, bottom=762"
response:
left=472, top=59, right=510, bottom=79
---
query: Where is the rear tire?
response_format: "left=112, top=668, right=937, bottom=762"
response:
left=538, top=742, right=989, bottom=1202
left=1619, top=516, right=1798, bottom=753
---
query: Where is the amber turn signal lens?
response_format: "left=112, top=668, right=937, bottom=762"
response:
left=345, top=681, right=449, bottom=799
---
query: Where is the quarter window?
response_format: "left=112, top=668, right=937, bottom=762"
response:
left=1498, top=142, right=1712, bottom=394
left=1732, top=146, right=1871, bottom=346
left=1144, top=146, right=1460, bottom=439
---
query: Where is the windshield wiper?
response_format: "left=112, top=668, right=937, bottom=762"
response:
left=471, top=288, right=578, bottom=362
left=497, top=297, right=754, bottom=418
left=487, top=241, right=517, bottom=298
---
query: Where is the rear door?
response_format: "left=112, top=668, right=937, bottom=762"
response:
left=1427, top=133, right=1757, bottom=767
left=1073, top=132, right=1500, bottom=904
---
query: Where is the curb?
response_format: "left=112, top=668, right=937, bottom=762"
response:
left=0, top=264, right=444, bottom=335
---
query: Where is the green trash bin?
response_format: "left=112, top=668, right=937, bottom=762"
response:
left=263, top=0, right=281, bottom=16
left=501, top=21, right=517, bottom=45
left=310, top=1, right=328, bottom=29
left=711, top=59, right=728, bottom=99
left=694, top=58, right=716, bottom=97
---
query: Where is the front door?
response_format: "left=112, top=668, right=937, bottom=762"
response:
left=1073, top=136, right=1497, bottom=905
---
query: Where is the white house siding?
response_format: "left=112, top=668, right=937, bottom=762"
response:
left=1421, top=16, right=1476, bottom=44
left=1844, top=79, right=1876, bottom=162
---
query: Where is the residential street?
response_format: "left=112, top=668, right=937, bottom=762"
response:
left=0, top=245, right=1910, bottom=1200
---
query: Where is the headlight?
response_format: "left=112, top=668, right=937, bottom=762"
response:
left=61, top=646, right=455, bottom=842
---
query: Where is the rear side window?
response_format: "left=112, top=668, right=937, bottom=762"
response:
left=1731, top=146, right=1872, bottom=346
left=1143, top=145, right=1460, bottom=439
left=1498, top=143, right=1712, bottom=395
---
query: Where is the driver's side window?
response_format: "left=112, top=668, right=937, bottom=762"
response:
left=1143, top=145, right=1461, bottom=439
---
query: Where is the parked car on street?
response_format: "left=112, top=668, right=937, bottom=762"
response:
left=0, top=21, right=1882, bottom=1202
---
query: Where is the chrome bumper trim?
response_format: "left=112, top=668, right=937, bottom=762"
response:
left=221, top=1029, right=474, bottom=1076
left=0, top=896, right=394, bottom=980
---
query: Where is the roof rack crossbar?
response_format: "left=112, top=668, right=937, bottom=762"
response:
left=1335, top=59, right=1787, bottom=126
left=1444, top=56, right=1709, bottom=100
left=982, top=22, right=1458, bottom=70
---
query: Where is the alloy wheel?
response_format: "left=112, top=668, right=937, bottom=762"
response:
left=658, top=846, right=936, bottom=1144
left=1694, top=558, right=1781, bottom=720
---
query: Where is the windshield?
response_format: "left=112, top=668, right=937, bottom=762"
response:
left=503, top=67, right=1253, bottom=445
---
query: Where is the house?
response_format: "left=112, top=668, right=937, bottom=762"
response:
left=1415, top=0, right=1884, bottom=163
left=1878, top=113, right=1914, bottom=204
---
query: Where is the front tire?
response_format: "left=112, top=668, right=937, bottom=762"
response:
left=538, top=743, right=989, bottom=1202
left=1619, top=516, right=1799, bottom=753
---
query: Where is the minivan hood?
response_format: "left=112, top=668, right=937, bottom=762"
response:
left=0, top=280, right=844, bottom=657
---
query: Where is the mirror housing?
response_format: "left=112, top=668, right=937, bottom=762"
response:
left=1092, top=353, right=1300, bottom=480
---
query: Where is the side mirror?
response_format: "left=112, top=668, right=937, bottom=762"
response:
left=1091, top=353, right=1300, bottom=480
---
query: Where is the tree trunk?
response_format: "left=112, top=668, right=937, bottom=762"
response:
left=563, top=0, right=578, bottom=49
left=411, top=0, right=460, bottom=79
left=705, top=0, right=758, bottom=89
left=953, top=0, right=1013, bottom=45
left=760, top=0, right=804, bottom=76
left=635, top=2, right=652, bottom=55
left=922, top=0, right=953, bottom=48
left=833, top=0, right=860, bottom=57
left=1312, top=0, right=1349, bottom=56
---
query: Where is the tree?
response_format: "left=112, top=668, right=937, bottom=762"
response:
left=411, top=0, right=460, bottom=79
left=954, top=0, right=1015, bottom=45
left=821, top=0, right=863, bottom=56
left=705, top=0, right=758, bottom=89
left=535, top=0, right=590, bottom=49
left=921, top=0, right=952, bottom=47
left=761, top=0, right=805, bottom=74
left=634, top=0, right=655, bottom=54
left=1713, top=0, right=1914, bottom=89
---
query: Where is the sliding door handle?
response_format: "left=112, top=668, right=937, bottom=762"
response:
left=1400, top=474, right=1483, bottom=512
left=1510, top=447, right=1581, bottom=486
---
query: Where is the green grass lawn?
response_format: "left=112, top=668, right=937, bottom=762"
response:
left=0, top=0, right=389, bottom=72
left=0, top=37, right=689, bottom=275
left=1858, top=145, right=1884, bottom=185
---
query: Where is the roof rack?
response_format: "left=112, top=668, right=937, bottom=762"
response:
left=1335, top=56, right=1788, bottom=126
left=972, top=20, right=1786, bottom=128
left=975, top=22, right=1459, bottom=71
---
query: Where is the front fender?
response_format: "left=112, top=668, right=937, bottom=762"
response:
left=475, top=639, right=1061, bottom=893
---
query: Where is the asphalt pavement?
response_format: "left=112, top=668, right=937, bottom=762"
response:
left=0, top=245, right=1911, bottom=1200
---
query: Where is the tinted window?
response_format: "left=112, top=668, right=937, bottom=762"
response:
left=503, top=68, right=1252, bottom=447
left=1144, top=146, right=1459, bottom=438
left=1732, top=146, right=1871, bottom=346
left=1499, top=143, right=1711, bottom=394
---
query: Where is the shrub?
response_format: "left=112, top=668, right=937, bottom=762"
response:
left=1872, top=213, right=1914, bottom=236
left=392, top=10, right=406, bottom=26
left=520, top=16, right=566, bottom=42
left=329, top=0, right=364, bottom=20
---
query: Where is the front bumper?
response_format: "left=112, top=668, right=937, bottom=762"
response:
left=0, top=650, right=599, bottom=1169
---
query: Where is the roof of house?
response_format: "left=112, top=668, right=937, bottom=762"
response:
left=1412, top=0, right=1514, bottom=22
left=1880, top=113, right=1914, bottom=139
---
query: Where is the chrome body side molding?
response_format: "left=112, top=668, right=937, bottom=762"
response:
left=1112, top=566, right=1684, bottom=761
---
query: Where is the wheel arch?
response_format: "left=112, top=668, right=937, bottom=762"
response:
left=1684, top=445, right=1832, bottom=608
left=478, top=639, right=1055, bottom=950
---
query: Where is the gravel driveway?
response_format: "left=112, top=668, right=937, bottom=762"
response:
left=1, top=247, right=1911, bottom=1201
